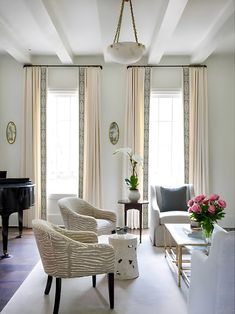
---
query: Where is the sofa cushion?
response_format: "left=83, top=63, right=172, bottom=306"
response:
left=160, top=211, right=190, bottom=224
left=160, top=186, right=188, bottom=212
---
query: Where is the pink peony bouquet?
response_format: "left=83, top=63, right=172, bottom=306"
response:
left=188, top=193, right=226, bottom=238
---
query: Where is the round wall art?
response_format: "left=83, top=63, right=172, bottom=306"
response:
left=109, top=122, right=119, bottom=145
left=6, top=121, right=16, bottom=144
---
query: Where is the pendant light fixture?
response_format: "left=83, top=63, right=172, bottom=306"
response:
left=107, top=0, right=145, bottom=64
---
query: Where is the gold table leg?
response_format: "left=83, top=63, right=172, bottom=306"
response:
left=177, top=245, right=182, bottom=287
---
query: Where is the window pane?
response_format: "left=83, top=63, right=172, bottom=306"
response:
left=159, top=98, right=172, bottom=121
left=149, top=91, right=184, bottom=186
left=47, top=91, right=79, bottom=195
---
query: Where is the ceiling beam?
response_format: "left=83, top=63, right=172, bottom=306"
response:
left=148, top=0, right=189, bottom=65
left=27, top=0, right=74, bottom=64
left=0, top=17, right=31, bottom=64
left=191, top=0, right=235, bottom=63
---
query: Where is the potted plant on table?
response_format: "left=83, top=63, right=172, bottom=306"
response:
left=113, top=147, right=143, bottom=202
left=187, top=193, right=226, bottom=240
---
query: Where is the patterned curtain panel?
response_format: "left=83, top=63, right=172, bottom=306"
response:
left=143, top=67, right=151, bottom=228
left=183, top=67, right=190, bottom=184
left=40, top=67, right=47, bottom=220
left=21, top=66, right=47, bottom=225
left=78, top=68, right=85, bottom=199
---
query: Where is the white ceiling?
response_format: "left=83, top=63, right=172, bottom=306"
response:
left=0, top=0, right=234, bottom=65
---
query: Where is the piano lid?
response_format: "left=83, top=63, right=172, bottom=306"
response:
left=0, top=178, right=31, bottom=184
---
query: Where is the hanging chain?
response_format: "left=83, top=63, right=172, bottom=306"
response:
left=112, top=0, right=140, bottom=45
left=113, top=0, right=125, bottom=44
left=129, top=0, right=139, bottom=44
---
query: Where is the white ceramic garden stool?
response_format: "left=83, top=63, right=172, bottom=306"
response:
left=108, top=233, right=139, bottom=280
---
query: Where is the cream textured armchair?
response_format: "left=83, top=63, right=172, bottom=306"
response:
left=58, top=197, right=116, bottom=235
left=32, top=219, right=115, bottom=314
left=149, top=184, right=195, bottom=246
left=188, top=230, right=235, bottom=314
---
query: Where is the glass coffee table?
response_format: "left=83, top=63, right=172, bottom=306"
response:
left=164, top=223, right=209, bottom=287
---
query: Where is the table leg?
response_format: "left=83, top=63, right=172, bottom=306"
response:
left=177, top=245, right=182, bottom=287
left=164, top=226, right=167, bottom=257
left=124, top=207, right=127, bottom=226
left=17, top=210, right=23, bottom=238
left=1, top=215, right=10, bottom=258
left=139, top=208, right=142, bottom=243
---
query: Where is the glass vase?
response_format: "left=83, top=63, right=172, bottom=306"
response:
left=201, top=222, right=214, bottom=244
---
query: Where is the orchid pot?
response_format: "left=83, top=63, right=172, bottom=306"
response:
left=128, top=189, right=140, bottom=203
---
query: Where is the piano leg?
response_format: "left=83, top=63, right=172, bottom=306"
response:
left=16, top=210, right=23, bottom=238
left=1, top=215, right=10, bottom=259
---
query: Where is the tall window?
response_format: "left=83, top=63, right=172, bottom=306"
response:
left=149, top=90, right=184, bottom=186
left=47, top=89, right=79, bottom=195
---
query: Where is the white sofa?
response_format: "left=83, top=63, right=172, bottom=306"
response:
left=188, top=229, right=235, bottom=314
left=149, top=184, right=195, bottom=246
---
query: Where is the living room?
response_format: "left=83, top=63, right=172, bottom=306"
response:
left=0, top=0, right=234, bottom=313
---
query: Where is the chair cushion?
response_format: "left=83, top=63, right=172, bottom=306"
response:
left=160, top=211, right=190, bottom=224
left=97, top=219, right=115, bottom=236
left=160, top=186, right=188, bottom=212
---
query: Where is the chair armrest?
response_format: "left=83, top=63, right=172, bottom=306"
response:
left=149, top=201, right=160, bottom=243
left=149, top=186, right=161, bottom=244
left=52, top=226, right=98, bottom=243
left=150, top=186, right=160, bottom=226
left=189, top=250, right=213, bottom=290
left=77, top=243, right=115, bottom=272
left=188, top=250, right=215, bottom=314
left=65, top=242, right=115, bottom=276
left=71, top=231, right=98, bottom=243
left=93, top=208, right=117, bottom=223
left=64, top=207, right=98, bottom=232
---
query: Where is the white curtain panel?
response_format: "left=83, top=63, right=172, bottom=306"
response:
left=123, top=67, right=145, bottom=229
left=83, top=67, right=103, bottom=207
left=21, top=67, right=43, bottom=226
left=189, top=67, right=209, bottom=195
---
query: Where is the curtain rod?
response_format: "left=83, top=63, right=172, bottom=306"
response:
left=23, top=64, right=103, bottom=69
left=127, top=64, right=207, bottom=68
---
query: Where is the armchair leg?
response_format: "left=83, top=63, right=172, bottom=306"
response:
left=108, top=273, right=114, bottom=309
left=53, top=278, right=61, bottom=314
left=92, top=275, right=96, bottom=287
left=44, top=275, right=53, bottom=295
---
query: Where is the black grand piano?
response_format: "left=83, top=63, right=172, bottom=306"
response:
left=0, top=178, right=35, bottom=258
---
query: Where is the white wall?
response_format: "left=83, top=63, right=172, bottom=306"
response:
left=100, top=64, right=126, bottom=226
left=0, top=54, right=234, bottom=228
left=0, top=55, right=24, bottom=225
left=0, top=55, right=23, bottom=177
left=206, top=53, right=235, bottom=228
left=152, top=67, right=183, bottom=89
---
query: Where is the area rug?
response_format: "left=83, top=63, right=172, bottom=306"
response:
left=1, top=235, right=188, bottom=314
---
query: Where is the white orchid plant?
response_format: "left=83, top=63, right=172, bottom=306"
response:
left=113, top=147, right=143, bottom=190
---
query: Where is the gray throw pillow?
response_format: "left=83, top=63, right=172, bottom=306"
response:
left=160, top=186, right=188, bottom=212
